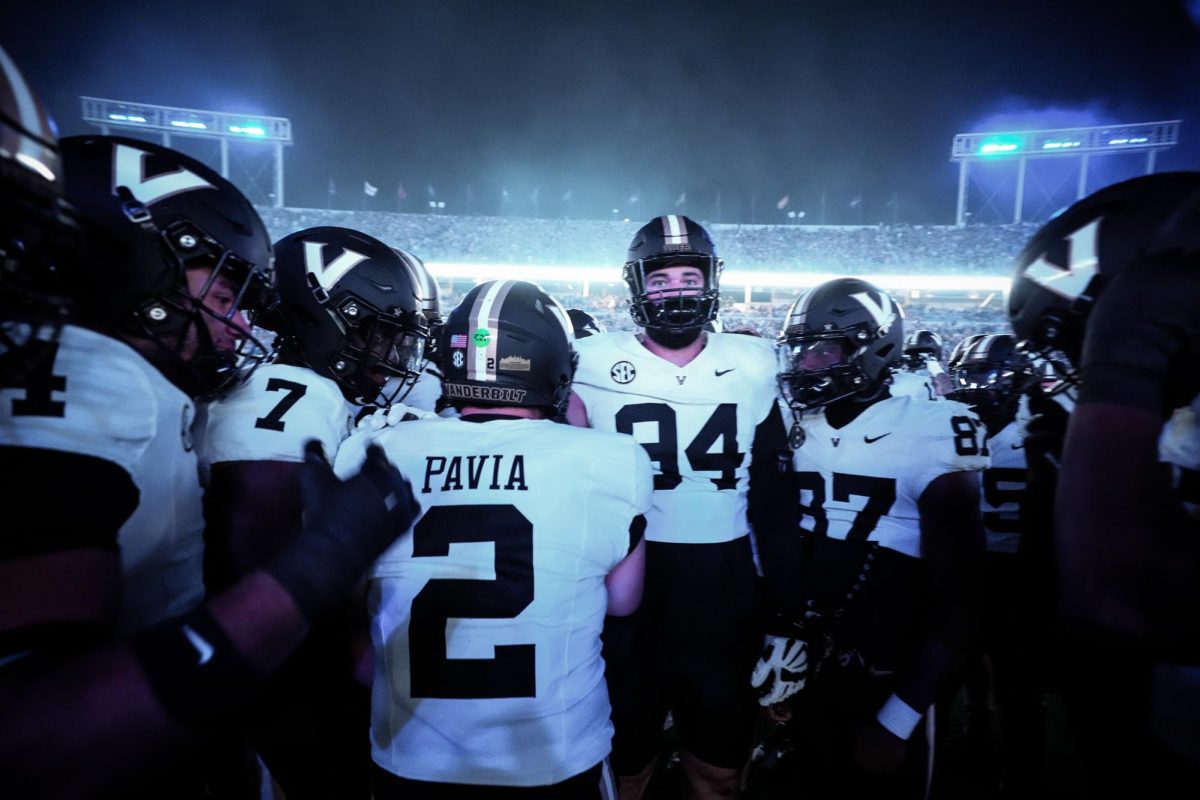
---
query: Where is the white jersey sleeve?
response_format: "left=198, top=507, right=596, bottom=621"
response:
left=199, top=363, right=352, bottom=467
left=334, top=417, right=652, bottom=786
left=0, top=324, right=155, bottom=476
left=572, top=331, right=777, bottom=544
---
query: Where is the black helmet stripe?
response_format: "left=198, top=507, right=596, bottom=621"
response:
left=467, top=279, right=519, bottom=382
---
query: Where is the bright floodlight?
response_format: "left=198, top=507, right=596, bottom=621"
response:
left=950, top=120, right=1180, bottom=226
left=81, top=96, right=292, bottom=207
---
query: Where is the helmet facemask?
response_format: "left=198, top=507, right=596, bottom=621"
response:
left=624, top=254, right=722, bottom=332
left=776, top=328, right=881, bottom=412
left=328, top=299, right=428, bottom=406
left=132, top=214, right=274, bottom=399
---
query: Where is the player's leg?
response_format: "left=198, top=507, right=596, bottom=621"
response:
left=666, top=537, right=762, bottom=799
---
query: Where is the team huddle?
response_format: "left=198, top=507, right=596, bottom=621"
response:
left=3, top=46, right=1199, bottom=800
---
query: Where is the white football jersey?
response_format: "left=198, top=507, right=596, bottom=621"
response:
left=980, top=417, right=1028, bottom=554
left=792, top=394, right=990, bottom=558
left=335, top=417, right=653, bottom=787
left=403, top=362, right=459, bottom=417
left=890, top=370, right=939, bottom=402
left=0, top=324, right=154, bottom=476
left=198, top=362, right=353, bottom=468
left=0, top=323, right=203, bottom=633
left=118, top=359, right=207, bottom=634
left=572, top=331, right=778, bottom=544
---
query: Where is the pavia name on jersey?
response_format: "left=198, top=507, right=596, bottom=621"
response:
left=422, top=454, right=528, bottom=493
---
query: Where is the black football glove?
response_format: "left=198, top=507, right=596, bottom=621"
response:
left=268, top=440, right=420, bottom=622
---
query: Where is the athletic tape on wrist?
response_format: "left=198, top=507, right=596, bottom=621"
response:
left=132, top=605, right=263, bottom=727
left=876, top=693, right=923, bottom=741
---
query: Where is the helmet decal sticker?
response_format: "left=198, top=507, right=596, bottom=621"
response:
left=302, top=241, right=370, bottom=293
left=112, top=143, right=213, bottom=206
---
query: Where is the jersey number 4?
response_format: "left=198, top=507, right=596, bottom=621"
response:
left=616, top=402, right=744, bottom=490
left=409, top=504, right=536, bottom=699
left=0, top=339, right=66, bottom=417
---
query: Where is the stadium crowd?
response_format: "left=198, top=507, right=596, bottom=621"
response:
left=255, top=206, right=1036, bottom=274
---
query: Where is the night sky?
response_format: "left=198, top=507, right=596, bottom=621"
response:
left=7, top=0, right=1200, bottom=224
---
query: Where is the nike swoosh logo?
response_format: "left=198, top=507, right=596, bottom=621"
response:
left=1011, top=443, right=1025, bottom=450
left=182, top=624, right=215, bottom=665
left=864, top=433, right=892, bottom=443
left=715, top=368, right=737, bottom=377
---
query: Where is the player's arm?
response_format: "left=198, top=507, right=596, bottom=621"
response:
left=0, top=443, right=419, bottom=798
left=605, top=517, right=647, bottom=616
left=0, top=448, right=137, bottom=667
left=1057, top=402, right=1200, bottom=656
left=749, top=403, right=802, bottom=620
left=203, top=460, right=305, bottom=591
left=1056, top=260, right=1200, bottom=656
left=874, top=470, right=985, bottom=747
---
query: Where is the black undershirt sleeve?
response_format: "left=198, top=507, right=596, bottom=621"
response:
left=747, top=402, right=804, bottom=621
left=0, top=447, right=138, bottom=559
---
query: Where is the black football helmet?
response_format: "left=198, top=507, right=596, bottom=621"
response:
left=1009, top=172, right=1200, bottom=373
left=266, top=227, right=429, bottom=405
left=567, top=308, right=606, bottom=338
left=623, top=214, right=722, bottom=331
left=58, top=135, right=275, bottom=398
left=392, top=246, right=442, bottom=362
left=777, top=277, right=904, bottom=412
left=440, top=279, right=575, bottom=417
left=948, top=333, right=1037, bottom=423
left=902, top=329, right=943, bottom=369
left=947, top=333, right=986, bottom=372
left=0, top=46, right=68, bottom=310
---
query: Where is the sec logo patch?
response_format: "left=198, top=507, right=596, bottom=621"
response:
left=610, top=361, right=636, bottom=384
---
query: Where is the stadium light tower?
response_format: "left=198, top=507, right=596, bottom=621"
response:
left=80, top=96, right=292, bottom=208
left=950, top=120, right=1180, bottom=226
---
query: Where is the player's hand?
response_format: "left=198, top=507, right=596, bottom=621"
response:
left=357, top=402, right=437, bottom=432
left=750, top=635, right=808, bottom=706
left=268, top=441, right=420, bottom=621
left=853, top=718, right=907, bottom=775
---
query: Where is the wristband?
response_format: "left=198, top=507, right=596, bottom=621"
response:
left=132, top=605, right=263, bottom=727
left=876, top=693, right=923, bottom=741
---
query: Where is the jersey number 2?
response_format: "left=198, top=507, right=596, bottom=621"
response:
left=409, top=504, right=536, bottom=698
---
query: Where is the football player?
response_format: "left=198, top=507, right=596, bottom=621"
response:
left=891, top=328, right=950, bottom=401
left=566, top=215, right=792, bottom=799
left=1010, top=172, right=1200, bottom=789
left=945, top=333, right=1047, bottom=793
left=0, top=98, right=420, bottom=797
left=336, top=279, right=651, bottom=797
left=762, top=277, right=987, bottom=799
left=198, top=225, right=429, bottom=797
left=388, top=245, right=449, bottom=416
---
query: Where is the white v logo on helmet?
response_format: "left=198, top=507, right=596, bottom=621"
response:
left=113, top=143, right=214, bottom=206
left=850, top=291, right=894, bottom=330
left=303, top=241, right=370, bottom=291
left=1022, top=218, right=1101, bottom=300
